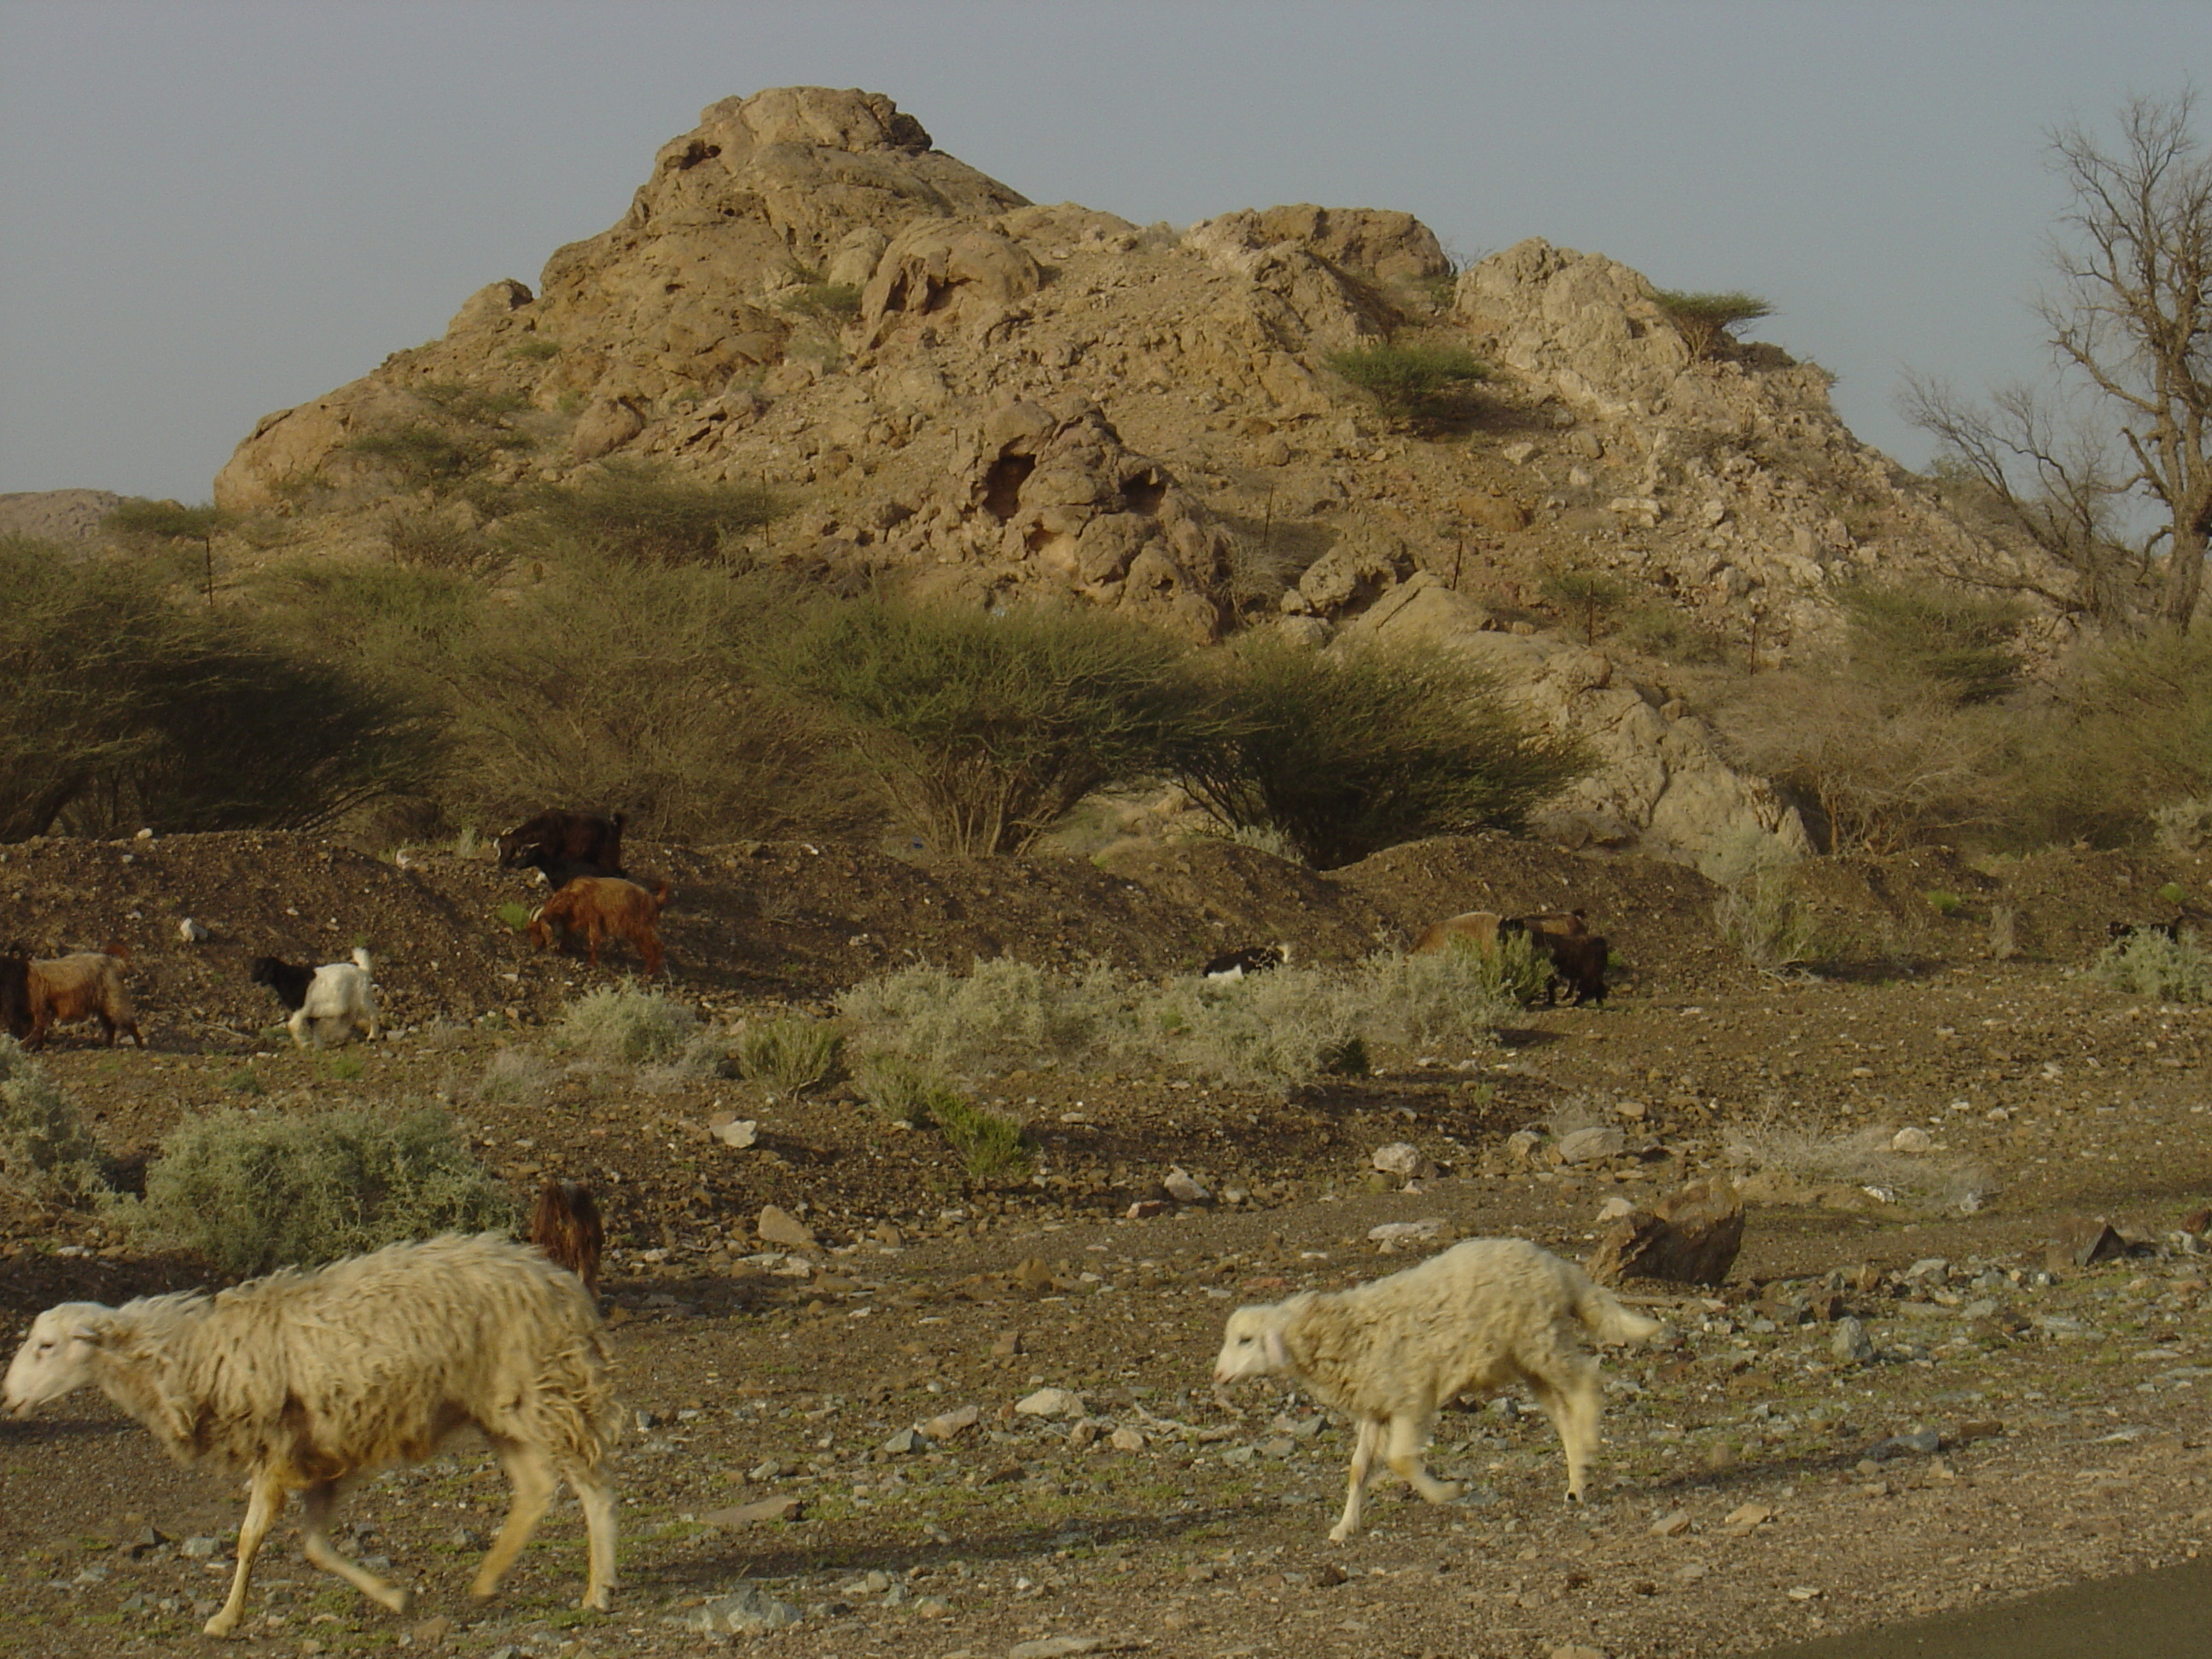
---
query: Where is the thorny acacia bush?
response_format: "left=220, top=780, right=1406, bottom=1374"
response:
left=1173, top=634, right=1586, bottom=869
left=554, top=982, right=698, bottom=1067
left=0, top=537, right=429, bottom=841
left=257, top=554, right=868, bottom=842
left=520, top=459, right=783, bottom=566
left=2093, top=928, right=2212, bottom=1003
left=769, top=597, right=1218, bottom=857
left=0, top=1039, right=110, bottom=1209
left=1837, top=581, right=2026, bottom=707
left=1323, top=341, right=1489, bottom=422
left=2016, top=628, right=2212, bottom=847
left=123, top=1106, right=515, bottom=1277
left=1650, top=289, right=1775, bottom=360
left=734, top=1018, right=844, bottom=1092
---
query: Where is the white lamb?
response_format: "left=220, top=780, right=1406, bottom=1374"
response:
left=1213, top=1237, right=1668, bottom=1541
left=288, top=946, right=379, bottom=1049
left=3, top=1232, right=617, bottom=1637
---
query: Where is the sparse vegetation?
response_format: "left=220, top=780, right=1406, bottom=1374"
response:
left=0, top=1039, right=110, bottom=1208
left=733, top=1018, right=844, bottom=1092
left=2093, top=927, right=2212, bottom=1003
left=1171, top=633, right=1586, bottom=869
left=841, top=957, right=1118, bottom=1078
left=853, top=1051, right=960, bottom=1126
left=553, top=982, right=697, bottom=1066
left=770, top=597, right=1215, bottom=856
left=123, top=1105, right=515, bottom=1276
left=521, top=459, right=782, bottom=565
left=927, top=1090, right=1034, bottom=1183
left=1703, top=827, right=1825, bottom=973
left=1323, top=341, right=1488, bottom=422
left=1652, top=289, right=1775, bottom=359
left=1538, top=565, right=1627, bottom=647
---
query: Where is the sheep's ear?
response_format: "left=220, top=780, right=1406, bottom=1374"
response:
left=1262, top=1328, right=1289, bottom=1369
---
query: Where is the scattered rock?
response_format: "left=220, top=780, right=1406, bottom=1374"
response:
left=1163, top=1167, right=1211, bottom=1205
left=672, top=1584, right=803, bottom=1635
left=1831, top=1317, right=1876, bottom=1365
left=1109, top=1426, right=1147, bottom=1452
left=1649, top=1511, right=1692, bottom=1536
left=1586, top=1177, right=1744, bottom=1286
left=2048, top=1216, right=2128, bottom=1272
left=712, top=1117, right=760, bottom=1150
left=756, top=1205, right=817, bottom=1249
left=1505, top=1129, right=1545, bottom=1162
left=991, top=1330, right=1027, bottom=1359
left=1015, top=1387, right=1088, bottom=1421
left=1371, top=1142, right=1437, bottom=1181
left=177, top=917, right=211, bottom=944
left=1555, top=1126, right=1626, bottom=1165
left=1597, top=1196, right=1635, bottom=1222
left=925, top=1404, right=981, bottom=1441
left=1721, top=1502, right=1774, bottom=1534
left=882, top=1427, right=925, bottom=1454
left=1007, top=1638, right=1109, bottom=1659
left=700, top=1496, right=803, bottom=1527
left=1126, top=1199, right=1168, bottom=1220
left=1889, top=1126, right=1935, bottom=1153
left=1866, top=1427, right=1941, bottom=1460
left=1366, top=1218, right=1447, bottom=1244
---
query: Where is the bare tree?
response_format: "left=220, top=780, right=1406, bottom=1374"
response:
left=1906, top=93, right=2212, bottom=632
left=2046, top=92, right=2212, bottom=630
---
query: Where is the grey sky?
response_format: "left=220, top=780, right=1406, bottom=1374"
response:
left=2, top=0, right=2203, bottom=502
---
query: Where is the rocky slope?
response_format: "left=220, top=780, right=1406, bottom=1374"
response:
left=154, top=88, right=2073, bottom=859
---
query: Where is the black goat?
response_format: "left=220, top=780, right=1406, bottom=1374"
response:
left=496, top=811, right=626, bottom=876
left=0, top=948, right=30, bottom=1040
left=1202, top=943, right=1292, bottom=981
left=2107, top=917, right=2185, bottom=944
left=247, top=956, right=315, bottom=1014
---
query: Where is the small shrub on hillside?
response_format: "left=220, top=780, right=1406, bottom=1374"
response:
left=347, top=424, right=494, bottom=492
left=2152, top=799, right=2212, bottom=853
left=2093, top=929, right=2212, bottom=1004
left=510, top=336, right=563, bottom=362
left=841, top=958, right=1120, bottom=1077
left=1726, top=1121, right=1988, bottom=1214
left=1702, top=826, right=1824, bottom=974
left=381, top=509, right=493, bottom=573
left=0, top=1039, right=111, bottom=1208
left=1617, top=603, right=1732, bottom=666
left=1924, top=890, right=1963, bottom=916
left=1538, top=566, right=1627, bottom=646
left=471, top=1047, right=558, bottom=1108
left=853, top=1051, right=961, bottom=1126
left=125, top=1105, right=515, bottom=1277
left=928, top=1091, right=1034, bottom=1184
left=1364, top=936, right=1547, bottom=1042
left=1838, top=580, right=2025, bottom=706
left=1651, top=289, right=1774, bottom=360
left=1323, top=341, right=1488, bottom=422
left=554, top=982, right=698, bottom=1066
left=781, top=280, right=863, bottom=326
left=1132, top=968, right=1365, bottom=1089
left=521, top=460, right=781, bottom=566
left=734, top=1018, right=844, bottom=1093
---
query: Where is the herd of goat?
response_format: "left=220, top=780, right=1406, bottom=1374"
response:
left=0, top=808, right=1647, bottom=1635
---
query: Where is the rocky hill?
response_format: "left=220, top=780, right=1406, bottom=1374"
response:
left=129, top=89, right=2079, bottom=859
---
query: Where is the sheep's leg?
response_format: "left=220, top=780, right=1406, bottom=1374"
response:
left=1528, top=1370, right=1602, bottom=1502
left=298, top=1479, right=412, bottom=1615
left=286, top=1007, right=311, bottom=1050
left=472, top=1436, right=557, bottom=1600
left=1383, top=1411, right=1460, bottom=1507
left=207, top=1467, right=288, bottom=1638
left=1329, top=1418, right=1382, bottom=1542
left=567, top=1460, right=619, bottom=1611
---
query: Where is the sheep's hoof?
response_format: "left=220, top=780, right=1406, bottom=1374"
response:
left=1424, top=1479, right=1464, bottom=1506
left=1326, top=1524, right=1356, bottom=1544
left=203, top=1610, right=242, bottom=1639
left=375, top=1586, right=414, bottom=1615
left=581, top=1587, right=613, bottom=1613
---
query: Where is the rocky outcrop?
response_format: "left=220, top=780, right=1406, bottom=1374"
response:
left=0, top=489, right=123, bottom=544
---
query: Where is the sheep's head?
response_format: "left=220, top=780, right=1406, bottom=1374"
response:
left=3, top=1303, right=114, bottom=1415
left=1212, top=1304, right=1293, bottom=1384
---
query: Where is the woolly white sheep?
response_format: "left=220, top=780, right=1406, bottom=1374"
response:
left=3, top=1232, right=617, bottom=1637
left=288, top=946, right=379, bottom=1049
left=1213, top=1237, right=1668, bottom=1540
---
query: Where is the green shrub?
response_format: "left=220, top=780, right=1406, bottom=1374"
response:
left=381, top=509, right=492, bottom=573
left=510, top=337, right=563, bottom=362
left=781, top=281, right=863, bottom=326
left=840, top=957, right=1120, bottom=1078
left=2016, top=629, right=2212, bottom=847
left=1651, top=289, right=1774, bottom=359
left=1617, top=603, right=1732, bottom=666
left=495, top=901, right=533, bottom=933
left=1323, top=341, right=1488, bottom=422
left=346, top=424, right=494, bottom=492
left=927, top=1091, right=1033, bottom=1183
left=1838, top=581, right=2024, bottom=706
left=770, top=597, right=1214, bottom=855
left=554, top=982, right=697, bottom=1065
left=0, top=538, right=429, bottom=841
left=1924, top=890, right=1963, bottom=915
left=521, top=460, right=781, bottom=566
left=2093, top=929, right=2212, bottom=1003
left=1133, top=968, right=1365, bottom=1089
left=124, top=1105, right=515, bottom=1277
left=1171, top=633, right=1586, bottom=868
left=734, top=1018, right=844, bottom=1092
left=1364, top=935, right=1548, bottom=1036
left=0, top=1039, right=110, bottom=1208
left=1538, top=566, right=1627, bottom=646
left=853, top=1051, right=960, bottom=1126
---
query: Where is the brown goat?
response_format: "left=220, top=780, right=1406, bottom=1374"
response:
left=1515, top=910, right=1589, bottom=939
left=1533, top=931, right=1610, bottom=1006
left=497, top=811, right=625, bottom=876
left=26, top=944, right=141, bottom=1050
left=527, top=877, right=671, bottom=976
left=0, top=949, right=30, bottom=1042
left=1411, top=911, right=1528, bottom=955
left=529, top=1181, right=605, bottom=1298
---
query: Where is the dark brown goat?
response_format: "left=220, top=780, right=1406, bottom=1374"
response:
left=496, top=811, right=626, bottom=876
left=528, top=1180, right=604, bottom=1298
left=26, top=942, right=142, bottom=1049
left=1410, top=911, right=1528, bottom=955
left=527, top=877, right=671, bottom=976
left=0, top=949, right=30, bottom=1041
left=1532, top=930, right=1610, bottom=1006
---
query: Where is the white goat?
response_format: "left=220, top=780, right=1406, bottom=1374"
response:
left=288, top=946, right=379, bottom=1049
left=3, top=1233, right=617, bottom=1636
left=1214, top=1237, right=1668, bottom=1540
